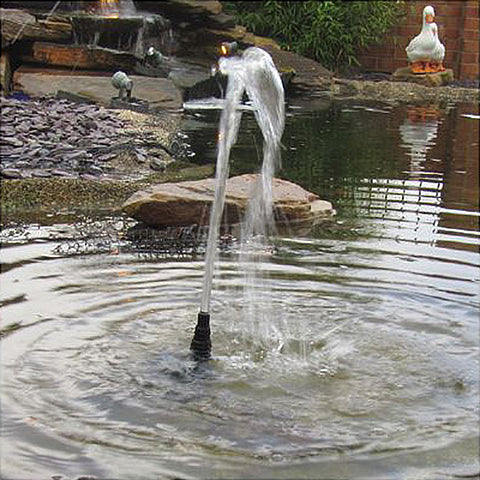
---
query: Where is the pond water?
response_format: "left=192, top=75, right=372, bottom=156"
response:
left=1, top=98, right=479, bottom=479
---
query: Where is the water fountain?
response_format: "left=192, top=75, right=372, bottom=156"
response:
left=71, top=0, right=172, bottom=59
left=190, top=47, right=285, bottom=360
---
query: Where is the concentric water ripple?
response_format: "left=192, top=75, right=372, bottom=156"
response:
left=1, top=100, right=479, bottom=479
left=1, top=225, right=479, bottom=479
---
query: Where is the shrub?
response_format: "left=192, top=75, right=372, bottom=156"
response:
left=223, top=0, right=405, bottom=71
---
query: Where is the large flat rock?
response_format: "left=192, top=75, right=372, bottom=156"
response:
left=13, top=66, right=182, bottom=110
left=122, top=174, right=334, bottom=227
left=261, top=45, right=333, bottom=89
left=1, top=8, right=72, bottom=43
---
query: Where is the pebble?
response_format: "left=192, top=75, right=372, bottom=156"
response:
left=31, top=170, right=52, bottom=178
left=52, top=169, right=75, bottom=177
left=87, top=166, right=103, bottom=176
left=2, top=137, right=23, bottom=147
left=1, top=168, right=23, bottom=179
left=150, top=157, right=167, bottom=171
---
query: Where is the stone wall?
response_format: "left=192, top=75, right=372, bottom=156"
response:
left=356, top=0, right=479, bottom=80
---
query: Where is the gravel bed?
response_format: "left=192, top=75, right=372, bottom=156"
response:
left=0, top=96, right=192, bottom=180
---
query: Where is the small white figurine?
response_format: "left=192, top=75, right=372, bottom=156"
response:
left=406, top=5, right=445, bottom=73
left=144, top=46, right=164, bottom=67
left=112, top=71, right=133, bottom=99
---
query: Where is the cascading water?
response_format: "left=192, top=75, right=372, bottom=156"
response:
left=190, top=47, right=285, bottom=359
left=72, top=0, right=171, bottom=58
left=99, top=0, right=137, bottom=17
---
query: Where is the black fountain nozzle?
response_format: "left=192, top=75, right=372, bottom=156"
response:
left=190, top=311, right=211, bottom=361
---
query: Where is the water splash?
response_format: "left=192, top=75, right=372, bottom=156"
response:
left=197, top=47, right=285, bottom=351
left=99, top=0, right=137, bottom=17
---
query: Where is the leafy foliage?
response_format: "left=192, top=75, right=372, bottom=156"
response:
left=223, top=1, right=405, bottom=71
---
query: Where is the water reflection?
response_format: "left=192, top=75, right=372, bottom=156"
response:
left=181, top=100, right=479, bottom=253
left=437, top=103, right=479, bottom=251
left=272, top=100, right=478, bottom=253
left=399, top=105, right=441, bottom=176
left=347, top=105, right=445, bottom=248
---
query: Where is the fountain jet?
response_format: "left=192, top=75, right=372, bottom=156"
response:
left=190, top=47, right=285, bottom=360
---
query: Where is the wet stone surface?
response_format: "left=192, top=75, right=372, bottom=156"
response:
left=0, top=96, right=193, bottom=180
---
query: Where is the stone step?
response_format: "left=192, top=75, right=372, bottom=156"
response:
left=21, top=42, right=138, bottom=71
left=13, top=66, right=182, bottom=110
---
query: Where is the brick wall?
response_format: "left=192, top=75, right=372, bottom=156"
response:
left=356, top=1, right=479, bottom=80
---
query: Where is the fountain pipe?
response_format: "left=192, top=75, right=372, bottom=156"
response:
left=190, top=311, right=211, bottom=360
left=190, top=71, right=245, bottom=360
left=191, top=48, right=284, bottom=360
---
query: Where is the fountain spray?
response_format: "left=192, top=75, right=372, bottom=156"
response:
left=190, top=48, right=285, bottom=360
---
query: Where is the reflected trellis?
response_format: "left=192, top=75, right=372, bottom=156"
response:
left=351, top=177, right=444, bottom=245
left=50, top=219, right=237, bottom=258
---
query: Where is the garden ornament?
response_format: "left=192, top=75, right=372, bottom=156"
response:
left=112, top=71, right=133, bottom=100
left=144, top=46, right=164, bottom=67
left=406, top=5, right=445, bottom=74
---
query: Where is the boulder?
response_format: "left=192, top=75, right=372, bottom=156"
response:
left=183, top=69, right=294, bottom=101
left=261, top=45, right=333, bottom=90
left=392, top=67, right=454, bottom=87
left=0, top=8, right=71, bottom=43
left=0, top=50, right=12, bottom=93
left=122, top=174, right=334, bottom=227
left=138, top=1, right=223, bottom=23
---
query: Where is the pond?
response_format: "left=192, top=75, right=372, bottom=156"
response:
left=1, top=98, right=479, bottom=480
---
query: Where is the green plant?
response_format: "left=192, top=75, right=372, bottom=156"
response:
left=223, top=0, right=406, bottom=71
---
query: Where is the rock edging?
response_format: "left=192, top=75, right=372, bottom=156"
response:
left=330, top=77, right=479, bottom=104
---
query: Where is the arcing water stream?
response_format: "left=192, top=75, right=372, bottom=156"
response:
left=193, top=47, right=285, bottom=358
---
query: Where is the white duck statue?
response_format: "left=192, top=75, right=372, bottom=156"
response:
left=406, top=5, right=445, bottom=73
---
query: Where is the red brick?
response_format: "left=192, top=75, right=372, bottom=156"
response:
left=461, top=52, right=479, bottom=64
left=372, top=46, right=395, bottom=56
left=460, top=63, right=479, bottom=78
left=403, top=23, right=419, bottom=30
left=464, top=17, right=479, bottom=30
left=355, top=0, right=478, bottom=80
left=443, top=28, right=460, bottom=40
left=443, top=37, right=458, bottom=47
left=441, top=5, right=462, bottom=16
left=444, top=46, right=459, bottom=60
left=463, top=39, right=479, bottom=54
left=465, top=5, right=479, bottom=17
left=464, top=29, right=479, bottom=41
left=377, top=58, right=396, bottom=72
left=448, top=50, right=462, bottom=61
left=394, top=51, right=407, bottom=62
left=444, top=52, right=456, bottom=65
left=359, top=57, right=378, bottom=70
